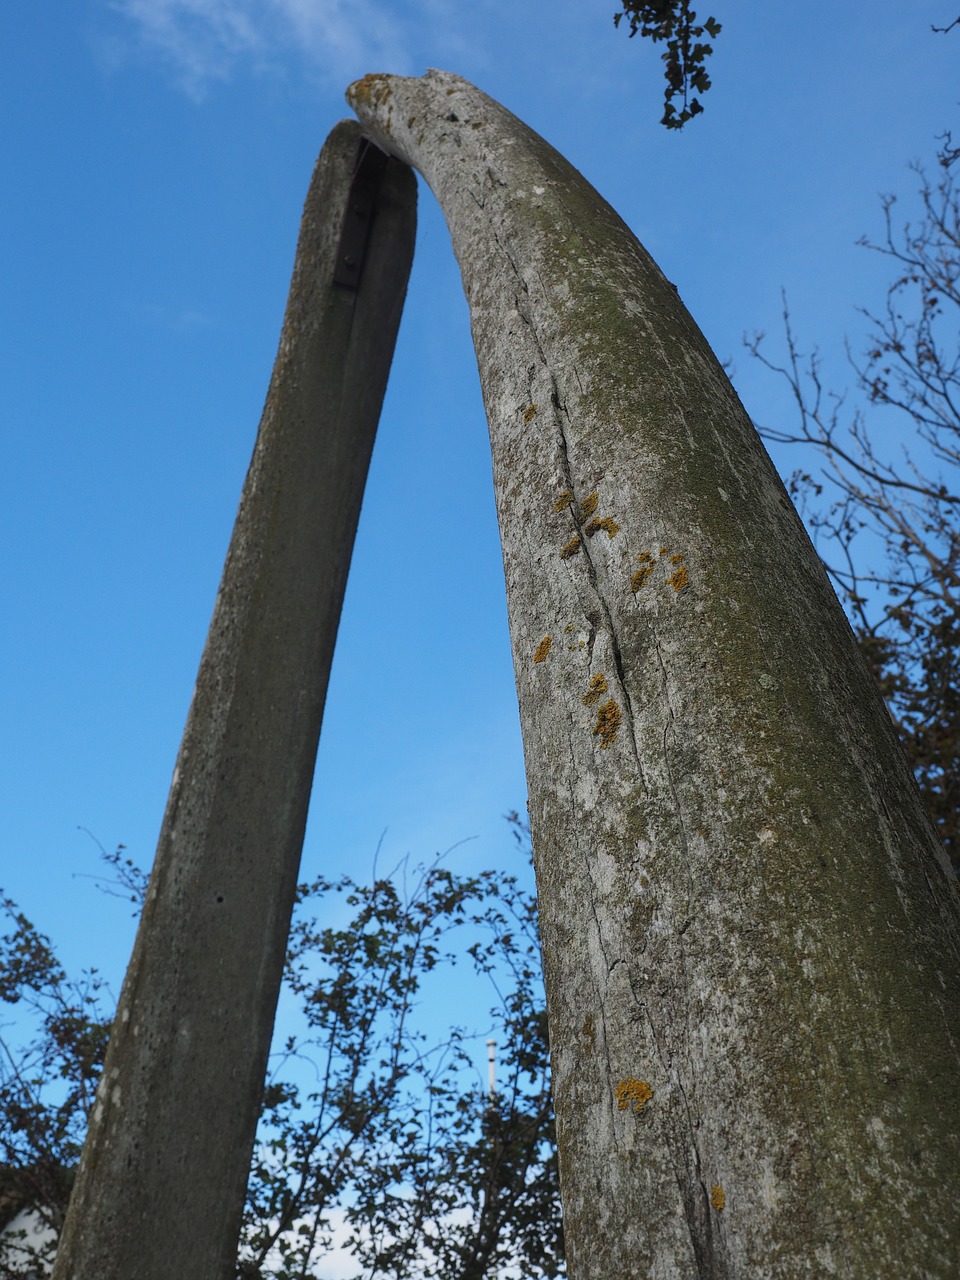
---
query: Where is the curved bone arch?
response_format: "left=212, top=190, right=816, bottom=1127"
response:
left=55, top=73, right=960, bottom=1280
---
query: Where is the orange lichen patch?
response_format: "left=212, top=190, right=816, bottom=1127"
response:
left=533, top=635, right=553, bottom=664
left=592, top=699, right=621, bottom=748
left=523, top=403, right=538, bottom=423
left=710, top=1185, right=726, bottom=1212
left=615, top=1077, right=653, bottom=1113
left=630, top=547, right=690, bottom=594
left=631, top=559, right=655, bottom=591
left=554, top=489, right=574, bottom=512
left=347, top=74, right=392, bottom=110
left=584, top=516, right=620, bottom=539
left=579, top=491, right=599, bottom=519
left=581, top=673, right=608, bottom=706
left=560, top=534, right=582, bottom=559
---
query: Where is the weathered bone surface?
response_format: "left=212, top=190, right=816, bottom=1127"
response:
left=349, top=70, right=960, bottom=1277
left=52, top=121, right=416, bottom=1280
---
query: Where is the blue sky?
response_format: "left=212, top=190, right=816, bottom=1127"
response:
left=1, top=0, right=956, bottom=1003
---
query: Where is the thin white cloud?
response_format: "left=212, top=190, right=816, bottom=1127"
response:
left=122, top=299, right=218, bottom=333
left=109, top=0, right=263, bottom=95
left=105, top=0, right=420, bottom=98
left=272, top=0, right=408, bottom=70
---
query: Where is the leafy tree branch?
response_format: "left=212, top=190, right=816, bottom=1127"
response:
left=1, top=826, right=562, bottom=1280
left=749, top=147, right=960, bottom=864
left=613, top=1, right=721, bottom=128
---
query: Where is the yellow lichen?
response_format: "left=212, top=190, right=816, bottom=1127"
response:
left=579, top=491, right=599, bottom=518
left=347, top=74, right=393, bottom=110
left=554, top=490, right=574, bottom=512
left=581, top=673, right=608, bottom=706
left=592, top=699, right=621, bottom=748
left=615, top=1077, right=653, bottom=1113
left=710, top=1185, right=725, bottom=1212
left=631, top=562, right=654, bottom=592
left=584, top=516, right=620, bottom=539
left=560, top=535, right=581, bottom=560
left=523, top=403, right=538, bottom=423
left=630, top=548, right=690, bottom=594
left=533, top=635, right=552, bottom=664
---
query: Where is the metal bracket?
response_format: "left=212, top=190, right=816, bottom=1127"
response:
left=333, top=141, right=389, bottom=290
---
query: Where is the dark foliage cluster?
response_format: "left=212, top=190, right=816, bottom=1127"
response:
left=0, top=894, right=110, bottom=1276
left=613, top=2, right=721, bottom=128
left=751, top=145, right=960, bottom=864
left=0, top=824, right=563, bottom=1279
left=240, top=820, right=562, bottom=1280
